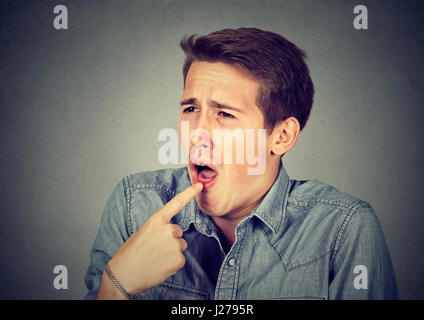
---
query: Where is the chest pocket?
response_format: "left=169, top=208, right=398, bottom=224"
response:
left=137, top=281, right=210, bottom=300
left=271, top=252, right=330, bottom=300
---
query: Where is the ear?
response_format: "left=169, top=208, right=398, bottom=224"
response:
left=269, top=117, right=301, bottom=156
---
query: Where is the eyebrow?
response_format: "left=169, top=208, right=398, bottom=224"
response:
left=180, top=98, right=244, bottom=114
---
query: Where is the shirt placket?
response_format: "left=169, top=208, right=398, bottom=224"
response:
left=213, top=223, right=247, bottom=300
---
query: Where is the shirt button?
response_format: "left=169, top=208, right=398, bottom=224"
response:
left=228, top=258, right=236, bottom=266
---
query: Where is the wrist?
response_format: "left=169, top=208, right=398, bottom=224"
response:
left=97, top=272, right=128, bottom=300
left=103, top=263, right=143, bottom=300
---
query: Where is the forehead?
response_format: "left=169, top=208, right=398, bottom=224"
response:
left=182, top=61, right=260, bottom=112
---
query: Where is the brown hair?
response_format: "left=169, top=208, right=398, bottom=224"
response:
left=180, top=27, right=314, bottom=132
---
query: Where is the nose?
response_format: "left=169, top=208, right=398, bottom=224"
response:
left=190, top=128, right=213, bottom=164
left=190, top=115, right=214, bottom=165
left=191, top=128, right=211, bottom=147
left=190, top=112, right=213, bottom=148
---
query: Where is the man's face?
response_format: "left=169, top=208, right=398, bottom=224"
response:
left=179, top=61, right=276, bottom=219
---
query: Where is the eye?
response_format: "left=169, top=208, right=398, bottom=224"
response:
left=218, top=111, right=236, bottom=119
left=183, top=106, right=198, bottom=113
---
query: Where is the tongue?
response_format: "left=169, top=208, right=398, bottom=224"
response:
left=199, top=168, right=217, bottom=179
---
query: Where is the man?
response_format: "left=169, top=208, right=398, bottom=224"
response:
left=85, top=28, right=398, bottom=299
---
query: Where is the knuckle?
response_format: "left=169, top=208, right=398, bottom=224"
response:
left=166, top=224, right=182, bottom=238
left=174, top=225, right=183, bottom=236
left=176, top=254, right=186, bottom=269
left=180, top=239, right=188, bottom=251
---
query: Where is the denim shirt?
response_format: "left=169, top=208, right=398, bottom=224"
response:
left=84, top=161, right=398, bottom=300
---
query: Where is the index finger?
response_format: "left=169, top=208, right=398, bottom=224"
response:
left=157, top=182, right=203, bottom=222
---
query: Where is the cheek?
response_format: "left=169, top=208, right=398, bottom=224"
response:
left=223, top=163, right=250, bottom=184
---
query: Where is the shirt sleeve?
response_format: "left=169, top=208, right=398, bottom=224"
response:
left=328, top=204, right=399, bottom=299
left=84, top=178, right=132, bottom=299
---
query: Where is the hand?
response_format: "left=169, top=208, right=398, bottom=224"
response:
left=104, top=182, right=203, bottom=296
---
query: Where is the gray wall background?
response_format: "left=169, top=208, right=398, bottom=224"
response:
left=0, top=0, right=423, bottom=299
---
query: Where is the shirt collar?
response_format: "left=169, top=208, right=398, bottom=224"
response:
left=176, top=158, right=290, bottom=234
left=251, top=158, right=290, bottom=233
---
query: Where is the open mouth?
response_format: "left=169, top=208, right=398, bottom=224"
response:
left=190, top=161, right=218, bottom=190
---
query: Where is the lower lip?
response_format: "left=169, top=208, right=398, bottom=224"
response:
left=193, top=171, right=217, bottom=191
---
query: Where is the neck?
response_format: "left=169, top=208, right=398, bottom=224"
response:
left=212, top=172, right=279, bottom=248
left=211, top=157, right=282, bottom=250
left=211, top=200, right=260, bottom=248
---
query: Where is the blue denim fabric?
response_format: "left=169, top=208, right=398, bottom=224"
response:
left=84, top=161, right=398, bottom=300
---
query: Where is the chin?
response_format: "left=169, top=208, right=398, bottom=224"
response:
left=195, top=194, right=225, bottom=217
